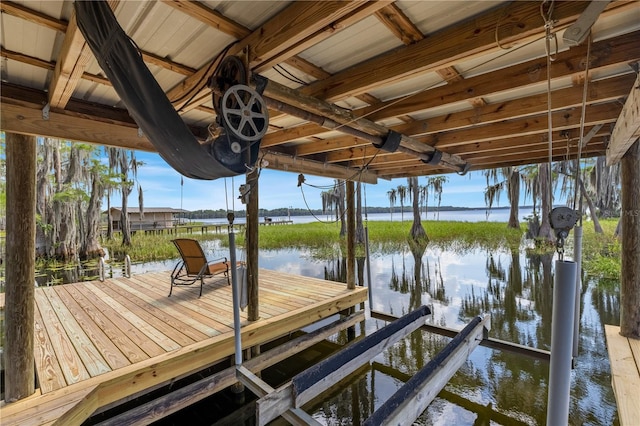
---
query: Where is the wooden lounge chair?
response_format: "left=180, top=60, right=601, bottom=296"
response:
left=170, top=238, right=230, bottom=297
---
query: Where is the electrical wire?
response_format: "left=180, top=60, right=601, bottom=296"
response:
left=274, top=64, right=308, bottom=86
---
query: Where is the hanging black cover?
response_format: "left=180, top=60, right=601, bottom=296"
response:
left=74, top=0, right=259, bottom=180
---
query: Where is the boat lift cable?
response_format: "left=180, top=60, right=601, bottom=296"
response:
left=573, top=33, right=592, bottom=218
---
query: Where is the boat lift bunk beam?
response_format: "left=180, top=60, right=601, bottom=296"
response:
left=252, top=306, right=491, bottom=425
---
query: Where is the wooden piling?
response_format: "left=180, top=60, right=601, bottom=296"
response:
left=620, top=139, right=640, bottom=338
left=346, top=180, right=356, bottom=290
left=4, top=132, right=37, bottom=401
left=247, top=168, right=260, bottom=321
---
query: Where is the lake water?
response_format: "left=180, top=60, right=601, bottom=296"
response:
left=19, top=221, right=618, bottom=425
left=198, top=207, right=536, bottom=226
left=122, top=237, right=618, bottom=425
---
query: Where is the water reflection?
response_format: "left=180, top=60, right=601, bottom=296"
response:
left=25, top=241, right=619, bottom=425
left=302, top=246, right=618, bottom=425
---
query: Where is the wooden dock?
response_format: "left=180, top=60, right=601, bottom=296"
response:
left=605, top=325, right=640, bottom=426
left=0, top=269, right=367, bottom=425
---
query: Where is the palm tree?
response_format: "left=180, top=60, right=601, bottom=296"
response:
left=396, top=184, right=408, bottom=222
left=387, top=188, right=397, bottom=221
left=428, top=176, right=448, bottom=221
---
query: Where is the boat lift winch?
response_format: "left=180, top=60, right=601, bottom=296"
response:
left=75, top=0, right=269, bottom=180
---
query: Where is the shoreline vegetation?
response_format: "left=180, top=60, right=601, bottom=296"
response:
left=179, top=205, right=534, bottom=220
left=99, top=219, right=621, bottom=283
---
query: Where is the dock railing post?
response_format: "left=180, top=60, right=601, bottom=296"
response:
left=546, top=259, right=577, bottom=426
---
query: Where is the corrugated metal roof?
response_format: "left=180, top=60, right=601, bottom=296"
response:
left=1, top=0, right=639, bottom=181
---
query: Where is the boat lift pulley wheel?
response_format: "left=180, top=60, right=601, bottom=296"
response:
left=211, top=55, right=247, bottom=117
left=221, top=84, right=269, bottom=150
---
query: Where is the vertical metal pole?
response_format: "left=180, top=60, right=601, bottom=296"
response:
left=547, top=260, right=577, bottom=426
left=364, top=226, right=373, bottom=310
left=229, top=229, right=242, bottom=366
left=572, top=226, right=583, bottom=360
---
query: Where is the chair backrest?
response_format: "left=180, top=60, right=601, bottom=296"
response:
left=172, top=239, right=207, bottom=274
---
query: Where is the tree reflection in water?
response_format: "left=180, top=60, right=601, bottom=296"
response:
left=314, top=245, right=619, bottom=425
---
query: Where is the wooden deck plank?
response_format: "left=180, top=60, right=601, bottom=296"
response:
left=63, top=284, right=150, bottom=364
left=107, top=277, right=223, bottom=338
left=34, top=290, right=91, bottom=386
left=41, top=287, right=112, bottom=378
left=54, top=286, right=131, bottom=371
left=605, top=325, right=640, bottom=426
left=1, top=386, right=97, bottom=426
left=94, top=281, right=196, bottom=348
left=2, top=270, right=368, bottom=426
left=33, top=299, right=67, bottom=393
left=102, top=279, right=211, bottom=341
left=126, top=274, right=241, bottom=330
left=72, top=283, right=165, bottom=358
left=86, top=285, right=181, bottom=352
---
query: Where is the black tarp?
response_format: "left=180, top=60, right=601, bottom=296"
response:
left=75, top=0, right=259, bottom=180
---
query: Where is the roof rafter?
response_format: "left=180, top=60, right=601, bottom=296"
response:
left=301, top=1, right=630, bottom=102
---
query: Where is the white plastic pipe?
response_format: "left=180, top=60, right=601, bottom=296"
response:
left=228, top=230, right=242, bottom=366
left=572, top=226, right=583, bottom=360
left=547, top=260, right=578, bottom=426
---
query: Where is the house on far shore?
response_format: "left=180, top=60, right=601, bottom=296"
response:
left=107, top=207, right=189, bottom=231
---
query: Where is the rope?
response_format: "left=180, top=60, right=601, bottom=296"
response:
left=542, top=0, right=556, bottom=209
left=573, top=33, right=592, bottom=212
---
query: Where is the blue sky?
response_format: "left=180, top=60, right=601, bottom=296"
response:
left=125, top=150, right=516, bottom=212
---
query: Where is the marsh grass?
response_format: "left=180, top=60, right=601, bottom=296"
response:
left=92, top=219, right=622, bottom=281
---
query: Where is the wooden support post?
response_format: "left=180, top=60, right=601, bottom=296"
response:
left=620, top=139, right=640, bottom=338
left=346, top=180, right=356, bottom=290
left=246, top=168, right=259, bottom=321
left=363, top=314, right=491, bottom=425
left=4, top=132, right=37, bottom=402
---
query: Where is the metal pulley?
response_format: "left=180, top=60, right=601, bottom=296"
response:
left=205, top=55, right=269, bottom=173
left=549, top=207, right=580, bottom=259
left=221, top=84, right=269, bottom=146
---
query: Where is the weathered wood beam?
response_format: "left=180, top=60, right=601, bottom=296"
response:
left=67, top=311, right=365, bottom=426
left=47, top=4, right=104, bottom=109
left=375, top=3, right=423, bottom=45
left=0, top=0, right=67, bottom=32
left=301, top=1, right=631, bottom=102
left=4, top=0, right=201, bottom=78
left=619, top=140, right=640, bottom=337
left=166, top=1, right=369, bottom=110
left=304, top=76, right=630, bottom=162
left=425, top=102, right=620, bottom=149
left=1, top=47, right=111, bottom=86
left=358, top=30, right=640, bottom=122
left=161, top=0, right=251, bottom=39
left=395, top=74, right=634, bottom=137
left=261, top=77, right=468, bottom=171
left=253, top=1, right=391, bottom=73
left=4, top=132, right=37, bottom=402
left=607, top=71, right=640, bottom=165
left=236, top=367, right=321, bottom=426
left=262, top=123, right=327, bottom=148
left=260, top=151, right=377, bottom=184
left=364, top=315, right=490, bottom=425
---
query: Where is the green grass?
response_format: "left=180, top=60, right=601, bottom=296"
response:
left=97, top=218, right=621, bottom=281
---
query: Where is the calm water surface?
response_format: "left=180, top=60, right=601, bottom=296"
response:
left=19, top=232, right=619, bottom=425
left=122, top=238, right=618, bottom=426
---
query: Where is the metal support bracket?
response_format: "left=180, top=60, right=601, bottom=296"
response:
left=42, top=103, right=50, bottom=120
left=373, top=130, right=402, bottom=152
left=421, top=149, right=442, bottom=165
